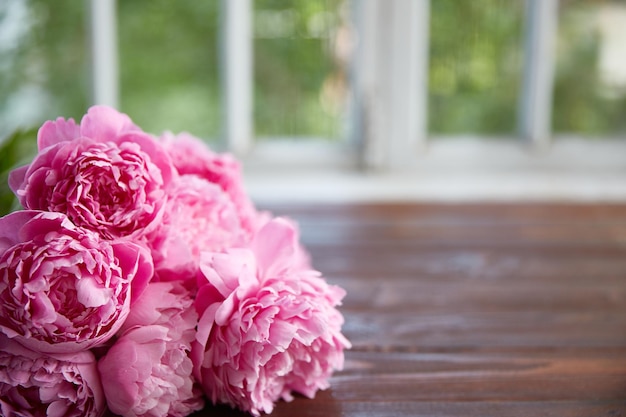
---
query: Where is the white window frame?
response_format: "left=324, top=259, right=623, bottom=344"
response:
left=352, top=0, right=559, bottom=164
left=89, top=0, right=118, bottom=108
left=518, top=0, right=558, bottom=147
left=88, top=0, right=626, bottom=203
left=221, top=0, right=253, bottom=155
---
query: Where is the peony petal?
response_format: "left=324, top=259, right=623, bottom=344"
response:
left=99, top=284, right=203, bottom=417
left=214, top=293, right=237, bottom=326
left=76, top=277, right=113, bottom=308
left=112, top=241, right=154, bottom=304
left=10, top=105, right=177, bottom=245
left=19, top=211, right=77, bottom=241
left=0, top=336, right=105, bottom=417
left=98, top=340, right=140, bottom=415
left=7, top=165, right=29, bottom=197
left=79, top=105, right=138, bottom=142
left=195, top=281, right=225, bottom=315
left=200, top=249, right=257, bottom=296
left=0, top=210, right=136, bottom=354
left=37, top=117, right=80, bottom=150
left=124, top=324, right=169, bottom=346
left=0, top=210, right=39, bottom=249
left=252, top=218, right=298, bottom=279
left=192, top=225, right=350, bottom=415
left=151, top=234, right=196, bottom=283
left=46, top=400, right=70, bottom=417
left=119, top=283, right=168, bottom=330
left=159, top=131, right=260, bottom=239
left=120, top=132, right=175, bottom=184
left=30, top=292, right=57, bottom=324
left=194, top=303, right=219, bottom=353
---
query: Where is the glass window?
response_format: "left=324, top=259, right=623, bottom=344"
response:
left=0, top=0, right=89, bottom=139
left=428, top=0, right=525, bottom=136
left=253, top=0, right=348, bottom=140
left=553, top=0, right=626, bottom=136
left=118, top=1, right=220, bottom=141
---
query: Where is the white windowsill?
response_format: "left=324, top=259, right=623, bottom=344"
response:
left=243, top=136, right=626, bottom=204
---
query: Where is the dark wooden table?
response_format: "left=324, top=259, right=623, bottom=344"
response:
left=199, top=203, right=626, bottom=416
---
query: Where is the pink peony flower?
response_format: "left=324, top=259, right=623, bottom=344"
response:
left=0, top=210, right=153, bottom=354
left=0, top=335, right=106, bottom=417
left=159, top=132, right=259, bottom=237
left=9, top=106, right=175, bottom=240
left=98, top=282, right=204, bottom=417
left=148, top=175, right=248, bottom=286
left=192, top=218, right=350, bottom=416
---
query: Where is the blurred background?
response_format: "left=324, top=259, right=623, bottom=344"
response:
left=1, top=0, right=626, bottom=207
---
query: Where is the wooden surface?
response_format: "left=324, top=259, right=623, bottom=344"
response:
left=196, top=203, right=626, bottom=416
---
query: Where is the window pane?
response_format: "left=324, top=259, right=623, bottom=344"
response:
left=553, top=0, right=626, bottom=136
left=118, top=1, right=220, bottom=141
left=428, top=0, right=525, bottom=135
left=0, top=0, right=88, bottom=139
left=253, top=0, right=348, bottom=140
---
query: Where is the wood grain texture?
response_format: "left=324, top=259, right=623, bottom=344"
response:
left=192, top=203, right=626, bottom=416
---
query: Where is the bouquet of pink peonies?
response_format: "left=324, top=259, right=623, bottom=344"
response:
left=0, top=106, right=350, bottom=417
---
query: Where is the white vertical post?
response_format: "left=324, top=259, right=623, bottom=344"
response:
left=350, top=0, right=382, bottom=168
left=388, top=0, right=429, bottom=168
left=221, top=0, right=253, bottom=155
left=352, top=0, right=430, bottom=170
left=519, top=0, right=559, bottom=147
left=89, top=0, right=119, bottom=108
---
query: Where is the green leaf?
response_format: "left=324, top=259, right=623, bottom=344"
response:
left=0, top=127, right=38, bottom=216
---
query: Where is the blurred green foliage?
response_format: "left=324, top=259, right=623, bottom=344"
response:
left=253, top=0, right=345, bottom=139
left=0, top=0, right=347, bottom=215
left=3, top=0, right=626, bottom=139
left=428, top=0, right=626, bottom=136
left=0, top=1, right=89, bottom=129
left=0, top=0, right=625, bottom=188
left=0, top=0, right=345, bottom=143
left=553, top=0, right=626, bottom=135
left=118, top=1, right=222, bottom=140
left=0, top=127, right=38, bottom=216
left=428, top=0, right=524, bottom=134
